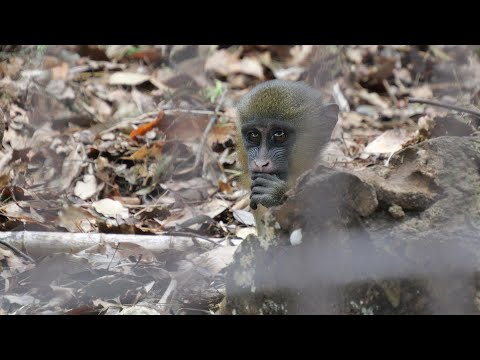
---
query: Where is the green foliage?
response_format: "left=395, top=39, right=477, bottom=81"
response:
left=202, top=80, right=225, bottom=104
left=36, top=45, right=47, bottom=58
left=126, top=46, right=141, bottom=57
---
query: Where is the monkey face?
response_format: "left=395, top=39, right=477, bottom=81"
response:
left=241, top=120, right=294, bottom=209
left=241, top=119, right=295, bottom=180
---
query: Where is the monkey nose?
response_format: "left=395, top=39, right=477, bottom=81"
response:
left=253, top=160, right=273, bottom=173
left=254, top=160, right=270, bottom=168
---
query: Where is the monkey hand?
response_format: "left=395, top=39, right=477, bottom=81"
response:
left=250, top=173, right=288, bottom=209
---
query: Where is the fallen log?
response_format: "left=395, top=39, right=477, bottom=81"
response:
left=0, top=231, right=218, bottom=259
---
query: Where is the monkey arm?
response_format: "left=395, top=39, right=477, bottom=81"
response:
left=250, top=173, right=288, bottom=209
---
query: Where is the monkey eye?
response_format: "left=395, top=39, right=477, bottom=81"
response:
left=272, top=130, right=287, bottom=144
left=247, top=130, right=261, bottom=144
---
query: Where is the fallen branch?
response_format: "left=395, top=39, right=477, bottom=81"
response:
left=0, top=231, right=218, bottom=259
left=409, top=97, right=480, bottom=118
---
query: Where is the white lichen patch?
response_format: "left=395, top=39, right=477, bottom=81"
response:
left=233, top=269, right=254, bottom=288
left=240, top=252, right=254, bottom=268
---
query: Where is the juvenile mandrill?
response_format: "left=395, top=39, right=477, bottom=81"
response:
left=236, top=80, right=339, bottom=212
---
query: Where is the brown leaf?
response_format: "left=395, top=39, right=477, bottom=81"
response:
left=51, top=62, right=69, bottom=80
left=123, top=142, right=165, bottom=161
left=218, top=180, right=233, bottom=193
left=208, top=123, right=236, bottom=147
left=205, top=49, right=264, bottom=79
left=363, top=128, right=417, bottom=155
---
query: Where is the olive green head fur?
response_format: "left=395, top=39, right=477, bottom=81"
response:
left=236, top=80, right=339, bottom=187
left=237, top=80, right=323, bottom=127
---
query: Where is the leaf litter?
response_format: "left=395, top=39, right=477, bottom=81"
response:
left=1, top=45, right=480, bottom=314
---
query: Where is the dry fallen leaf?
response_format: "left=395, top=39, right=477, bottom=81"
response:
left=232, top=209, right=255, bottom=226
left=208, top=123, right=236, bottom=147
left=205, top=49, right=264, bottom=79
left=109, top=72, right=151, bottom=86
left=191, top=245, right=239, bottom=276
left=58, top=144, right=85, bottom=191
left=120, top=306, right=161, bottom=315
left=92, top=199, right=129, bottom=219
left=51, top=62, right=69, bottom=80
left=57, top=205, right=97, bottom=232
left=74, top=174, right=98, bottom=200
left=363, top=128, right=417, bottom=154
left=410, top=85, right=433, bottom=99
left=235, top=227, right=257, bottom=239
left=129, top=111, right=164, bottom=140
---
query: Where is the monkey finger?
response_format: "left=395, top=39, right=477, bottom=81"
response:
left=251, top=194, right=277, bottom=208
left=252, top=177, right=279, bottom=188
left=251, top=186, right=275, bottom=195
left=250, top=200, right=258, bottom=210
left=258, top=173, right=282, bottom=181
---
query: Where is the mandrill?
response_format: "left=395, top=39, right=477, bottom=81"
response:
left=236, top=80, right=339, bottom=228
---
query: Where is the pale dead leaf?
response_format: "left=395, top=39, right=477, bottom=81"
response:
left=45, top=80, right=75, bottom=101
left=92, top=199, right=129, bottom=219
left=105, top=45, right=133, bottom=60
left=161, top=198, right=229, bottom=228
left=272, top=66, right=305, bottom=81
left=48, top=285, right=76, bottom=308
left=59, top=144, right=85, bottom=191
left=393, top=68, right=412, bottom=84
left=357, top=89, right=390, bottom=109
left=232, top=209, right=255, bottom=226
left=0, top=57, right=24, bottom=77
left=163, top=177, right=211, bottom=192
left=0, top=247, right=32, bottom=272
left=109, top=72, right=151, bottom=86
left=29, top=206, right=45, bottom=222
left=410, top=85, right=433, bottom=99
left=57, top=205, right=97, bottom=232
left=74, top=174, right=98, bottom=200
left=191, top=245, right=238, bottom=276
left=363, top=128, right=416, bottom=154
left=51, top=62, right=69, bottom=80
left=120, top=306, right=161, bottom=315
left=91, top=96, right=112, bottom=120
left=131, top=88, right=156, bottom=113
left=205, top=49, right=264, bottom=79
left=0, top=202, right=26, bottom=218
left=198, top=198, right=229, bottom=219
left=235, top=227, right=257, bottom=239
left=288, top=45, right=313, bottom=66
left=345, top=48, right=364, bottom=64
left=3, top=294, right=36, bottom=306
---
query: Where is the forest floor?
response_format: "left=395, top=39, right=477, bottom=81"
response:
left=0, top=45, right=479, bottom=314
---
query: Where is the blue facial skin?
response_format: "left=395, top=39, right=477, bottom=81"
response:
left=242, top=120, right=294, bottom=209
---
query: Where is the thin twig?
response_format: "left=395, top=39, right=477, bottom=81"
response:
left=158, top=278, right=177, bottom=312
left=192, top=88, right=229, bottom=170
left=106, top=243, right=120, bottom=271
left=163, top=231, right=224, bottom=247
left=0, top=240, right=35, bottom=263
left=340, top=134, right=353, bottom=157
left=165, top=109, right=215, bottom=116
left=409, top=97, right=480, bottom=118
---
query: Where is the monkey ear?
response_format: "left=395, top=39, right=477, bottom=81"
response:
left=319, top=103, right=339, bottom=134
